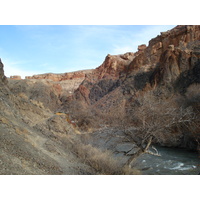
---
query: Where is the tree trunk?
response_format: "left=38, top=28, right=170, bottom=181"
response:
left=125, top=136, right=153, bottom=168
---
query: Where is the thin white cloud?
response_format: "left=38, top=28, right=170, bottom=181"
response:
left=110, top=25, right=176, bottom=55
left=1, top=25, right=177, bottom=78
left=133, top=25, right=176, bottom=44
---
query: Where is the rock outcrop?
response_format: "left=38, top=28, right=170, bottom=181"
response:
left=0, top=59, right=7, bottom=84
left=9, top=75, right=22, bottom=80
left=72, top=25, right=200, bottom=107
left=25, top=69, right=94, bottom=81
left=138, top=44, right=147, bottom=52
left=71, top=52, right=135, bottom=106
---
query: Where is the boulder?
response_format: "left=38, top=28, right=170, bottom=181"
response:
left=138, top=44, right=147, bottom=52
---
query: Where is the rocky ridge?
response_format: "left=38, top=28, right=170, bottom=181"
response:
left=25, top=69, right=94, bottom=81
left=8, top=69, right=94, bottom=102
left=72, top=25, right=200, bottom=107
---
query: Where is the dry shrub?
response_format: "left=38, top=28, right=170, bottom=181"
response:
left=184, top=84, right=200, bottom=112
left=185, top=84, right=200, bottom=100
left=126, top=90, right=199, bottom=149
left=30, top=99, right=45, bottom=109
left=15, top=127, right=29, bottom=135
left=184, top=84, right=200, bottom=148
left=18, top=92, right=28, bottom=100
left=68, top=138, right=140, bottom=175
left=0, top=117, right=10, bottom=125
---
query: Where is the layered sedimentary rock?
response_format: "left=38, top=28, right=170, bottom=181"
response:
left=7, top=70, right=94, bottom=106
left=9, top=75, right=22, bottom=80
left=72, top=25, right=200, bottom=107
left=25, top=69, right=94, bottom=81
left=65, top=25, right=200, bottom=149
left=72, top=52, right=135, bottom=105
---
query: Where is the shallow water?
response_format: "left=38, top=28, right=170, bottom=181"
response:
left=133, top=146, right=200, bottom=175
left=87, top=128, right=200, bottom=175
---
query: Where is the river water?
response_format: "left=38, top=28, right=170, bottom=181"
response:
left=133, top=145, right=200, bottom=175
left=85, top=128, right=200, bottom=175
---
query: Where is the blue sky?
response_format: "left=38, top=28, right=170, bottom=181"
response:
left=0, top=25, right=176, bottom=78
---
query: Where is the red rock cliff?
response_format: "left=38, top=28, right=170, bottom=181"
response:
left=25, top=69, right=94, bottom=82
left=70, top=25, right=200, bottom=107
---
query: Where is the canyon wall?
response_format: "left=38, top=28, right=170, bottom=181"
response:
left=65, top=25, right=200, bottom=149
left=71, top=25, right=200, bottom=107
left=25, top=69, right=94, bottom=81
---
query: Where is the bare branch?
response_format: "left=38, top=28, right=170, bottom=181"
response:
left=146, top=150, right=161, bottom=156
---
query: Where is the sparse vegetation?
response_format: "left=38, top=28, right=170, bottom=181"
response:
left=30, top=99, right=45, bottom=109
left=1, top=25, right=200, bottom=175
left=67, top=137, right=140, bottom=175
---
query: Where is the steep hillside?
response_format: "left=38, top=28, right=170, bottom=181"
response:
left=7, top=69, right=94, bottom=112
left=1, top=60, right=131, bottom=175
left=0, top=60, right=96, bottom=174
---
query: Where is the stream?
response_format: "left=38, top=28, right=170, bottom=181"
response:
left=85, top=128, right=200, bottom=175
left=133, top=145, right=199, bottom=175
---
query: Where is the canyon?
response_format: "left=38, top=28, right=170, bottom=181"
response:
left=1, top=25, right=200, bottom=174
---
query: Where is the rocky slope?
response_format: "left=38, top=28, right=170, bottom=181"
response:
left=0, top=60, right=96, bottom=175
left=8, top=69, right=94, bottom=110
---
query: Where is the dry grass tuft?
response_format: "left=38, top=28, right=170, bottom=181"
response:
left=68, top=138, right=140, bottom=175
left=30, top=99, right=45, bottom=109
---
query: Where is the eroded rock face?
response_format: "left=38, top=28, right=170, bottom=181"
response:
left=66, top=25, right=200, bottom=149
left=73, top=26, right=200, bottom=107
left=9, top=75, right=22, bottom=80
left=0, top=59, right=7, bottom=84
left=25, top=69, right=93, bottom=81
left=138, top=44, right=147, bottom=52
left=66, top=26, right=200, bottom=107
left=121, top=25, right=200, bottom=93
left=72, top=52, right=135, bottom=105
left=95, top=52, right=135, bottom=79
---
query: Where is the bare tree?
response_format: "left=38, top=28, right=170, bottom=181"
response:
left=117, top=91, right=197, bottom=168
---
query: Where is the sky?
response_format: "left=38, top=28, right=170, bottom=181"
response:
left=0, top=25, right=176, bottom=78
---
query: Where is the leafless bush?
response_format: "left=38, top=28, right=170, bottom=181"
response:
left=67, top=137, right=140, bottom=175
left=110, top=90, right=199, bottom=167
left=30, top=99, right=45, bottom=109
left=136, top=92, right=195, bottom=141
left=184, top=84, right=200, bottom=149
